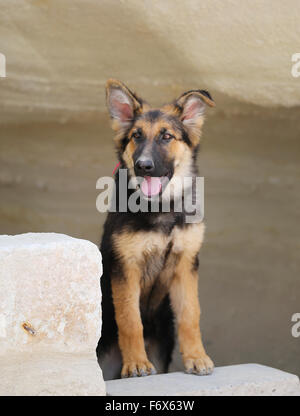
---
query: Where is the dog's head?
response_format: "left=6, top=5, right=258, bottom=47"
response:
left=106, top=79, right=215, bottom=200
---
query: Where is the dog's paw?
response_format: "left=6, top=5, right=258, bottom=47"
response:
left=183, top=354, right=214, bottom=376
left=121, top=360, right=157, bottom=378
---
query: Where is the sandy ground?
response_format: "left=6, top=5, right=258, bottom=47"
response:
left=1, top=107, right=300, bottom=376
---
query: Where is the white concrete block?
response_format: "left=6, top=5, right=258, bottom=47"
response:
left=106, top=364, right=300, bottom=396
left=0, top=233, right=105, bottom=396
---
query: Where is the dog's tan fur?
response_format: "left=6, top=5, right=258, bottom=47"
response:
left=112, top=223, right=213, bottom=376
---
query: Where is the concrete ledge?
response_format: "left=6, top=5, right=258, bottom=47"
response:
left=106, top=364, right=300, bottom=396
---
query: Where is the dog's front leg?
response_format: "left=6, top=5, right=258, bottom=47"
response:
left=170, top=256, right=214, bottom=375
left=111, top=266, right=156, bottom=378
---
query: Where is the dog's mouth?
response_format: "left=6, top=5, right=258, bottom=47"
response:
left=138, top=173, right=171, bottom=198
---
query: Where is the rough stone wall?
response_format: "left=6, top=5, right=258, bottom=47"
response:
left=0, top=0, right=299, bottom=123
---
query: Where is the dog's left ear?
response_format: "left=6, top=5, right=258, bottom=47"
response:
left=168, top=90, right=215, bottom=145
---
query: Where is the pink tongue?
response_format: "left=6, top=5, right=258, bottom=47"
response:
left=141, top=176, right=162, bottom=197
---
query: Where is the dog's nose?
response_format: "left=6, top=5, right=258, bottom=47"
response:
left=135, top=159, right=154, bottom=174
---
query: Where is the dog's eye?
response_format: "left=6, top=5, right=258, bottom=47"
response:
left=162, top=133, right=173, bottom=141
left=132, top=131, right=141, bottom=140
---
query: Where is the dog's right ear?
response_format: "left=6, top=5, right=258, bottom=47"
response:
left=106, top=79, right=143, bottom=132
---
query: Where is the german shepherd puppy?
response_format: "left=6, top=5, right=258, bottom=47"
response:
left=97, top=79, right=215, bottom=380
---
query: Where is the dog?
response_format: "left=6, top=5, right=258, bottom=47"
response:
left=96, top=79, right=215, bottom=380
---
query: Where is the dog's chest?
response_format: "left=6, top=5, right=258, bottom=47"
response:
left=138, top=230, right=176, bottom=305
left=139, top=227, right=186, bottom=288
left=138, top=222, right=205, bottom=290
left=115, top=222, right=205, bottom=295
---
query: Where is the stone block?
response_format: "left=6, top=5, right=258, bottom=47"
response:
left=0, top=233, right=105, bottom=396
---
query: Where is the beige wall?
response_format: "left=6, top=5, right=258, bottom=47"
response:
left=1, top=0, right=300, bottom=123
